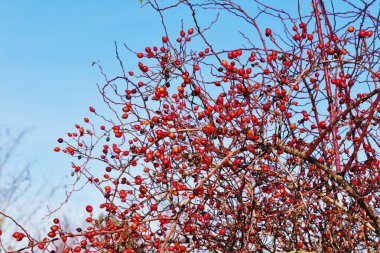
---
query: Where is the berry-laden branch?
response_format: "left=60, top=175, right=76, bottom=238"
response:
left=2, top=0, right=380, bottom=252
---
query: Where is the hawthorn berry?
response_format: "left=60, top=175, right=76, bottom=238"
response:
left=85, top=205, right=93, bottom=213
left=319, top=121, right=327, bottom=129
left=265, top=28, right=272, bottom=36
left=359, top=30, right=366, bottom=38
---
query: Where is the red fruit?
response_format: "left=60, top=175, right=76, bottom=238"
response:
left=48, top=231, right=56, bottom=238
left=219, top=228, right=226, bottom=235
left=233, top=158, right=241, bottom=165
left=135, top=176, right=142, bottom=185
left=265, top=28, right=272, bottom=37
left=89, top=107, right=95, bottom=113
left=162, top=36, right=168, bottom=43
left=51, top=225, right=59, bottom=231
left=85, top=205, right=93, bottom=213
left=188, top=28, right=194, bottom=35
left=319, top=121, right=327, bottom=129
left=137, top=53, right=144, bottom=58
left=359, top=30, right=366, bottom=38
left=263, top=103, right=271, bottom=111
left=139, top=185, right=147, bottom=194
left=280, top=188, right=287, bottom=196
left=151, top=204, right=158, bottom=211
left=203, top=213, right=210, bottom=220
left=12, top=232, right=24, bottom=241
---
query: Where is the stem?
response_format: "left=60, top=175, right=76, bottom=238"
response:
left=311, top=0, right=342, bottom=172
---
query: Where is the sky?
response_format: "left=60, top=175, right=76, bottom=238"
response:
left=0, top=0, right=239, bottom=227
left=0, top=0, right=346, bottom=226
left=0, top=0, right=169, bottom=228
left=0, top=0, right=354, bottom=232
left=0, top=0, right=277, bottom=217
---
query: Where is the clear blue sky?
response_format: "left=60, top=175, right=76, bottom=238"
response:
left=0, top=0, right=168, bottom=224
left=0, top=0, right=314, bottom=226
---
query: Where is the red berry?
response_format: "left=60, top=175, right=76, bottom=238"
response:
left=359, top=30, right=366, bottom=38
left=85, top=205, right=93, bottom=213
left=366, top=30, right=373, bottom=37
left=151, top=204, right=158, bottom=211
left=135, top=176, right=142, bottom=185
left=263, top=103, right=271, bottom=111
left=319, top=121, right=327, bottom=129
left=265, top=28, right=272, bottom=37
